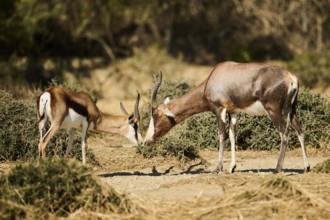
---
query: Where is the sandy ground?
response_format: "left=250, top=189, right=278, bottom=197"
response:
left=88, top=138, right=330, bottom=204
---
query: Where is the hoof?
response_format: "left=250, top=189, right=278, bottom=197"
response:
left=212, top=167, right=222, bottom=174
left=229, top=165, right=236, bottom=173
left=305, top=166, right=311, bottom=173
left=273, top=169, right=282, bottom=174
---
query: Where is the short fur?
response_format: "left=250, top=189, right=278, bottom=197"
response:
left=144, top=61, right=310, bottom=173
left=37, top=87, right=141, bottom=165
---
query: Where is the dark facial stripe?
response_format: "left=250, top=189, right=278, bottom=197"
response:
left=133, top=123, right=139, bottom=142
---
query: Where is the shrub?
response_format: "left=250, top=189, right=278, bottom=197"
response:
left=138, top=80, right=330, bottom=161
left=0, top=89, right=98, bottom=164
left=287, top=52, right=330, bottom=88
left=139, top=79, right=191, bottom=131
left=312, top=159, right=330, bottom=173
left=0, top=159, right=139, bottom=219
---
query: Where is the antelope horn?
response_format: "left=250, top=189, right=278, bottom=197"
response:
left=120, top=102, right=129, bottom=115
left=151, top=72, right=163, bottom=108
left=134, top=93, right=140, bottom=121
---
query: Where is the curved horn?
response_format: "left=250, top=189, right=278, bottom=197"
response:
left=151, top=72, right=163, bottom=108
left=120, top=102, right=129, bottom=115
left=134, top=93, right=140, bottom=121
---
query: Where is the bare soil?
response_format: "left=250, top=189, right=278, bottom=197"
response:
left=86, top=135, right=330, bottom=219
left=91, top=142, right=329, bottom=200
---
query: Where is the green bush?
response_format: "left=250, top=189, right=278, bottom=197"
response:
left=140, top=79, right=191, bottom=132
left=0, top=159, right=137, bottom=219
left=312, top=159, right=330, bottom=173
left=287, top=52, right=330, bottom=88
left=0, top=89, right=97, bottom=163
left=138, top=80, right=330, bottom=161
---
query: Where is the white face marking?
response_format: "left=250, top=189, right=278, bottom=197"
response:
left=144, top=117, right=155, bottom=143
left=125, top=124, right=141, bottom=145
left=239, top=101, right=267, bottom=116
left=163, top=107, right=175, bottom=118
left=61, top=108, right=85, bottom=129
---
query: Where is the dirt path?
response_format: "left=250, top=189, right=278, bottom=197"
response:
left=91, top=144, right=329, bottom=202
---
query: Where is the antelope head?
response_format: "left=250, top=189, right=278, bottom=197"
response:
left=144, top=72, right=177, bottom=144
left=120, top=93, right=142, bottom=144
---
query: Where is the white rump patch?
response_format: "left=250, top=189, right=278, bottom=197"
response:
left=239, top=101, right=267, bottom=116
left=289, top=73, right=298, bottom=91
left=39, top=92, right=52, bottom=120
left=61, top=108, right=85, bottom=129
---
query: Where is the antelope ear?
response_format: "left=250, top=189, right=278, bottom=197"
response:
left=163, top=107, right=175, bottom=118
left=128, top=114, right=134, bottom=122
left=164, top=97, right=171, bottom=105
left=120, top=102, right=129, bottom=115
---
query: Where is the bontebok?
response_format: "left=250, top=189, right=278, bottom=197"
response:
left=144, top=62, right=310, bottom=173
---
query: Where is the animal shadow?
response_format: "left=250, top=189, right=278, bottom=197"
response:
left=98, top=161, right=210, bottom=178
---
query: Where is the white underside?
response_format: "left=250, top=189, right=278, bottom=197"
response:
left=61, top=109, right=88, bottom=129
left=237, top=101, right=267, bottom=116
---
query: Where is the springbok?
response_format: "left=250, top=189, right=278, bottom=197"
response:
left=144, top=62, right=310, bottom=173
left=37, top=87, right=142, bottom=165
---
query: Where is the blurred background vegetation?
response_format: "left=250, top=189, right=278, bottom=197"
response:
left=0, top=0, right=330, bottom=89
left=0, top=0, right=329, bottom=162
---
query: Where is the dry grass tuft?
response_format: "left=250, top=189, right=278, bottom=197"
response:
left=312, top=158, right=330, bottom=173
left=0, top=159, right=144, bottom=219
left=144, top=175, right=330, bottom=220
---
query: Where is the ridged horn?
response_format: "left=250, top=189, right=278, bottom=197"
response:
left=134, top=93, right=140, bottom=121
left=151, top=72, right=163, bottom=108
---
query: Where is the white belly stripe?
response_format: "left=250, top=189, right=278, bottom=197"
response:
left=238, top=101, right=267, bottom=116
left=61, top=108, right=86, bottom=129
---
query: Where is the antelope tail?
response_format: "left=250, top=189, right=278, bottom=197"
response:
left=282, top=81, right=298, bottom=119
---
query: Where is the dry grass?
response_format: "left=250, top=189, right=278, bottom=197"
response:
left=139, top=175, right=330, bottom=220
left=0, top=159, right=145, bottom=219
left=312, top=159, right=330, bottom=173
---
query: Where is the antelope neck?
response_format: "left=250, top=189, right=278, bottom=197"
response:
left=169, top=80, right=210, bottom=123
left=95, top=112, right=127, bottom=134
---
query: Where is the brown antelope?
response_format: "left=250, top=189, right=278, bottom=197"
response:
left=37, top=87, right=142, bottom=165
left=144, top=62, right=310, bottom=173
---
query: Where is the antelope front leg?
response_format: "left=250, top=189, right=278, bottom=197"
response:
left=213, top=108, right=226, bottom=174
left=228, top=113, right=237, bottom=173
left=81, top=121, right=89, bottom=165
left=66, top=128, right=75, bottom=156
